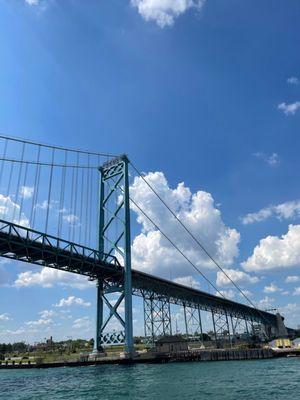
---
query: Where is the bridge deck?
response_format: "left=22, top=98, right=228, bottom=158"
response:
left=0, top=220, right=276, bottom=326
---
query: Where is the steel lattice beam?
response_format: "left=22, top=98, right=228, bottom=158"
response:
left=0, top=219, right=279, bottom=331
left=143, top=297, right=172, bottom=342
left=183, top=305, right=203, bottom=342
left=95, top=155, right=134, bottom=354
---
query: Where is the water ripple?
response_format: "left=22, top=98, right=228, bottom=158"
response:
left=1, top=358, right=300, bottom=400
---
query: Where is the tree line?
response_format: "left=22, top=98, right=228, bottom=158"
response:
left=0, top=342, right=27, bottom=357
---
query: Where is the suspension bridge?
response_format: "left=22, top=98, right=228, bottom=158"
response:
left=0, top=135, right=289, bottom=356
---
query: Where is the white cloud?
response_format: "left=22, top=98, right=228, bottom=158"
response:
left=256, top=296, right=274, bottom=309
left=216, top=268, right=259, bottom=287
left=25, top=0, right=39, bottom=5
left=252, top=152, right=279, bottom=167
left=263, top=283, right=282, bottom=293
left=3, top=328, right=26, bottom=336
left=278, top=303, right=300, bottom=327
left=0, top=194, right=30, bottom=227
left=24, top=0, right=52, bottom=14
left=26, top=318, right=53, bottom=327
left=242, top=225, right=300, bottom=272
left=20, top=186, right=34, bottom=199
left=216, top=289, right=235, bottom=300
left=241, top=208, right=273, bottom=225
left=241, top=200, right=300, bottom=225
left=279, top=303, right=298, bottom=314
left=278, top=101, right=300, bottom=116
left=38, top=309, right=56, bottom=319
left=36, top=200, right=51, bottom=210
left=285, top=276, right=300, bottom=283
left=0, top=313, right=11, bottom=321
left=62, top=214, right=79, bottom=225
left=173, top=275, right=200, bottom=288
left=54, top=296, right=91, bottom=308
left=293, top=287, right=300, bottom=296
left=287, top=77, right=299, bottom=85
left=241, top=289, right=252, bottom=298
left=72, top=316, right=90, bottom=330
left=14, top=267, right=93, bottom=289
left=131, top=0, right=206, bottom=28
left=130, top=172, right=240, bottom=279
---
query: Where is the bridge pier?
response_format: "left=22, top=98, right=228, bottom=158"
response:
left=211, top=310, right=231, bottom=348
left=143, top=297, right=172, bottom=343
left=230, top=315, right=253, bottom=343
left=93, top=279, right=104, bottom=353
left=183, top=305, right=203, bottom=344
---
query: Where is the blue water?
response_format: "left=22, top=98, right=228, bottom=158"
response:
left=1, top=358, right=299, bottom=400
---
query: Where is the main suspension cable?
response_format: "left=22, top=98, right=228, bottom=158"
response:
left=0, top=157, right=97, bottom=169
left=113, top=178, right=225, bottom=298
left=130, top=160, right=257, bottom=310
left=0, top=134, right=117, bottom=158
left=130, top=196, right=225, bottom=297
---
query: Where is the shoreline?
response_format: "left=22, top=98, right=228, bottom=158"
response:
left=0, top=348, right=279, bottom=370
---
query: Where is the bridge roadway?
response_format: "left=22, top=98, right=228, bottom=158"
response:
left=0, top=219, right=276, bottom=326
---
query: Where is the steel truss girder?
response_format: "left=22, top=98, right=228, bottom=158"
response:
left=134, top=288, right=259, bottom=323
left=0, top=220, right=279, bottom=334
left=132, top=284, right=276, bottom=328
left=143, top=297, right=172, bottom=341
left=0, top=219, right=121, bottom=279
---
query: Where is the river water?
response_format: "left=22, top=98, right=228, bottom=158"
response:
left=1, top=358, right=299, bottom=400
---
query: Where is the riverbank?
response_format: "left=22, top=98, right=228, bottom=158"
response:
left=0, top=348, right=275, bottom=369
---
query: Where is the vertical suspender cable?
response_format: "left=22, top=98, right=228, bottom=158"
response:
left=88, top=163, right=93, bottom=247
left=79, top=162, right=84, bottom=244
left=84, top=154, right=90, bottom=246
left=72, top=152, right=79, bottom=242
left=30, top=145, right=41, bottom=230
left=12, top=142, right=25, bottom=222
left=68, top=159, right=75, bottom=241
left=0, top=138, right=8, bottom=190
left=5, top=162, right=14, bottom=222
left=58, top=150, right=67, bottom=238
left=45, top=148, right=55, bottom=233
left=96, top=155, right=101, bottom=249
left=18, top=162, right=28, bottom=224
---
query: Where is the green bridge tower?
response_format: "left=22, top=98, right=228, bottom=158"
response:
left=94, top=155, right=134, bottom=356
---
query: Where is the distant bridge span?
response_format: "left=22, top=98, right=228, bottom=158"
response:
left=0, top=219, right=277, bottom=326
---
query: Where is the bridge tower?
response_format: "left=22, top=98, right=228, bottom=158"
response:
left=94, top=155, right=134, bottom=356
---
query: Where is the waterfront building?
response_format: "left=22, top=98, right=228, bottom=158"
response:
left=155, top=336, right=188, bottom=354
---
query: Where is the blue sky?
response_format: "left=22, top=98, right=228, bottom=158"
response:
left=1, top=0, right=300, bottom=343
